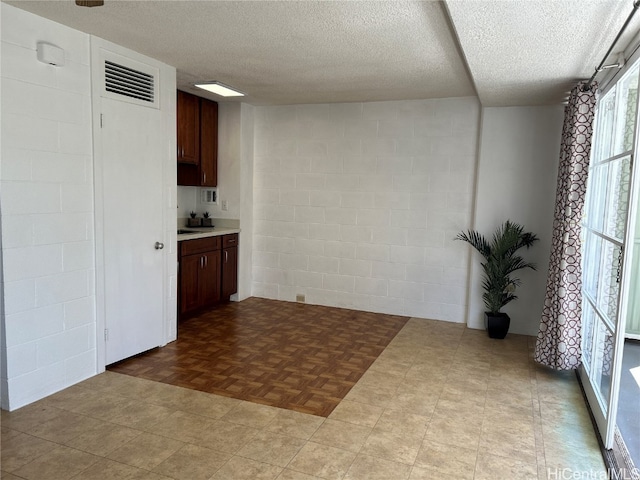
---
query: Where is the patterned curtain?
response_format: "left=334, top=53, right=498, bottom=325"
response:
left=534, top=82, right=598, bottom=370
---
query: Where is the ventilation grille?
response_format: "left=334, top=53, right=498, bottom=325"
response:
left=105, top=60, right=154, bottom=103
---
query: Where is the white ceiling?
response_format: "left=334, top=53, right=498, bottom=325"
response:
left=5, top=0, right=640, bottom=106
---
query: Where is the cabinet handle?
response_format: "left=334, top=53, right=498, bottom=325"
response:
left=200, top=256, right=204, bottom=268
left=203, top=171, right=206, bottom=185
left=205, top=255, right=208, bottom=267
left=225, top=250, right=228, bottom=263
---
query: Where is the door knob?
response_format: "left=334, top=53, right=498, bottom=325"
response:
left=155, top=242, right=165, bottom=250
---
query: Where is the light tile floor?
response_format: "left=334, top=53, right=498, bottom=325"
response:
left=1, top=318, right=606, bottom=480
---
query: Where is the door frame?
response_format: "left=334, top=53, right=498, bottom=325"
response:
left=90, top=36, right=178, bottom=371
left=579, top=53, right=640, bottom=449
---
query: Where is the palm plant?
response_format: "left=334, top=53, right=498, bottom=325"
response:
left=456, top=220, right=538, bottom=314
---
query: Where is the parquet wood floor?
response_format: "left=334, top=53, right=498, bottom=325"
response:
left=108, top=297, right=408, bottom=417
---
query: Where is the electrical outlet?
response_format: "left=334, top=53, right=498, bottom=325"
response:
left=296, top=294, right=305, bottom=303
left=221, top=199, right=228, bottom=211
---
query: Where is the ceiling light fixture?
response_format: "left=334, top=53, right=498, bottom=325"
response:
left=194, top=82, right=245, bottom=97
left=75, top=0, right=104, bottom=7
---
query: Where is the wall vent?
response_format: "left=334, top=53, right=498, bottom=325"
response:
left=99, top=49, right=159, bottom=109
left=105, top=60, right=154, bottom=103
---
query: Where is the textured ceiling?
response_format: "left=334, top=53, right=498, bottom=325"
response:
left=4, top=0, right=640, bottom=106
left=445, top=0, right=640, bottom=106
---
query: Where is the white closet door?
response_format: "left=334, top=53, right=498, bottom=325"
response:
left=90, top=39, right=170, bottom=368
left=99, top=95, right=165, bottom=365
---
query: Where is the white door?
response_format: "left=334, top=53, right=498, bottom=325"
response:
left=581, top=62, right=639, bottom=448
left=99, top=95, right=165, bottom=365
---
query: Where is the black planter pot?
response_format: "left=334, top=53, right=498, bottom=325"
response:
left=484, top=312, right=510, bottom=339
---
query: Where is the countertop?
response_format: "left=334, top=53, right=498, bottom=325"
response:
left=177, top=227, right=240, bottom=241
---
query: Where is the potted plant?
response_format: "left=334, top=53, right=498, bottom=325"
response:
left=202, top=211, right=213, bottom=227
left=187, top=211, right=200, bottom=227
left=456, top=220, right=538, bottom=339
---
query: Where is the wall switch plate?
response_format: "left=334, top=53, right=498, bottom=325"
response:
left=296, top=294, right=305, bottom=303
left=221, top=199, right=228, bottom=211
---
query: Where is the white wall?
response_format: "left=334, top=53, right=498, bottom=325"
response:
left=1, top=4, right=96, bottom=409
left=238, top=103, right=255, bottom=300
left=252, top=98, right=480, bottom=321
left=211, top=102, right=241, bottom=220
left=470, top=106, right=564, bottom=336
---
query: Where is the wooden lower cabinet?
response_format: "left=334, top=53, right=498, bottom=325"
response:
left=179, top=233, right=238, bottom=318
left=221, top=234, right=238, bottom=299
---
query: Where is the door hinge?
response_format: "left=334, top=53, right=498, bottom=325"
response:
left=100, top=113, right=104, bottom=128
left=104, top=328, right=109, bottom=341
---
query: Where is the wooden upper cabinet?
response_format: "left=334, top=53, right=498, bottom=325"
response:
left=199, top=99, right=218, bottom=187
left=177, top=90, right=200, bottom=165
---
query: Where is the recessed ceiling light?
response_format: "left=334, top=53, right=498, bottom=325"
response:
left=194, top=82, right=244, bottom=97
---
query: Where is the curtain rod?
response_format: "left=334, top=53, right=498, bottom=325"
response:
left=583, top=0, right=640, bottom=91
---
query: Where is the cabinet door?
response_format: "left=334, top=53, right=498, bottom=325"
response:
left=199, top=252, right=221, bottom=306
left=221, top=246, right=238, bottom=299
left=177, top=91, right=200, bottom=165
left=180, top=254, right=201, bottom=314
left=200, top=99, right=218, bottom=186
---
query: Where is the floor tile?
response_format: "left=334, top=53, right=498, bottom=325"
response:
left=360, top=427, right=422, bottom=465
left=36, top=385, right=101, bottom=413
left=275, top=470, right=324, bottom=480
left=64, top=421, right=142, bottom=456
left=474, top=452, right=538, bottom=480
left=327, top=400, right=384, bottom=427
left=152, top=444, right=231, bottom=480
left=69, top=457, right=151, bottom=480
left=0, top=427, right=21, bottom=442
left=106, top=432, right=184, bottom=470
left=109, top=401, right=176, bottom=431
left=209, top=455, right=283, bottom=480
left=288, top=441, right=357, bottom=479
left=309, top=418, right=371, bottom=452
left=538, top=399, right=591, bottom=427
left=0, top=403, right=66, bottom=433
left=12, top=445, right=99, bottom=480
left=375, top=408, right=430, bottom=438
left=343, top=383, right=397, bottom=408
left=344, top=454, right=412, bottom=480
left=387, top=390, right=439, bottom=417
left=146, top=410, right=214, bottom=444
left=25, top=411, right=106, bottom=444
left=153, top=387, right=240, bottom=419
left=68, top=391, right=137, bottom=421
left=1, top=472, right=24, bottom=480
left=237, top=431, right=306, bottom=467
left=222, top=401, right=280, bottom=428
left=189, top=419, right=259, bottom=454
left=265, top=409, right=324, bottom=440
left=423, top=410, right=483, bottom=449
left=479, top=426, right=537, bottom=466
left=0, top=432, right=58, bottom=473
left=412, top=439, right=476, bottom=479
